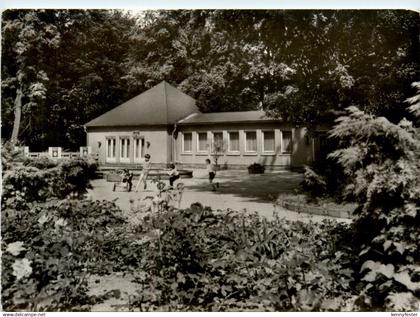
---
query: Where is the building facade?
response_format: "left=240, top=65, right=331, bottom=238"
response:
left=85, top=81, right=318, bottom=169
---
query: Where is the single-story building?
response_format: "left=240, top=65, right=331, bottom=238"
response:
left=85, top=81, right=323, bottom=169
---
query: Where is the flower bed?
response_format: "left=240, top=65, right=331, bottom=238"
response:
left=277, top=194, right=355, bottom=219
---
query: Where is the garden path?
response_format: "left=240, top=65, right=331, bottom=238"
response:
left=87, top=169, right=352, bottom=311
left=88, top=169, right=352, bottom=224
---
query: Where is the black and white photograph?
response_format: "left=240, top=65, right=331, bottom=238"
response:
left=1, top=5, right=419, bottom=313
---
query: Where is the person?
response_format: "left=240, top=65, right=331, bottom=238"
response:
left=205, top=158, right=219, bottom=191
left=135, top=154, right=151, bottom=192
left=122, top=169, right=133, bottom=192
left=167, top=163, right=180, bottom=187
left=113, top=168, right=133, bottom=192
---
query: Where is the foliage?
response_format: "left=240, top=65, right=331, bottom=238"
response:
left=2, top=157, right=97, bottom=209
left=1, top=9, right=135, bottom=149
left=1, top=198, right=126, bottom=311
left=210, top=139, right=226, bottom=166
left=301, top=166, right=327, bottom=197
left=1, top=141, right=26, bottom=171
left=328, top=102, right=420, bottom=310
left=247, top=163, right=265, bottom=174
left=2, top=10, right=419, bottom=147
left=23, top=156, right=57, bottom=169
left=406, top=81, right=420, bottom=123
left=125, top=205, right=356, bottom=311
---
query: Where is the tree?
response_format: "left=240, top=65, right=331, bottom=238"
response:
left=2, top=10, right=60, bottom=145
left=210, top=138, right=226, bottom=167
left=328, top=83, right=420, bottom=309
left=1, top=9, right=136, bottom=150
left=2, top=10, right=419, bottom=149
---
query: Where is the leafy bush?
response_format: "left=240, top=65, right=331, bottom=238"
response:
left=127, top=205, right=356, bottom=311
left=23, top=156, right=57, bottom=169
left=1, top=141, right=26, bottom=171
left=2, top=157, right=98, bottom=209
left=329, top=94, right=420, bottom=310
left=1, top=199, right=126, bottom=311
left=301, top=166, right=327, bottom=197
left=248, top=163, right=265, bottom=174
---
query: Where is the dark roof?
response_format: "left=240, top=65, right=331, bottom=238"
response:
left=177, top=110, right=280, bottom=125
left=85, top=81, right=199, bottom=127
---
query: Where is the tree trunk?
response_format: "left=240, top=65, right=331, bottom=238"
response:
left=10, top=88, right=23, bottom=145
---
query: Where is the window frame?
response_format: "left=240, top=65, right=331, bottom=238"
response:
left=227, top=131, right=240, bottom=153
left=262, top=130, right=276, bottom=153
left=119, top=136, right=131, bottom=163
left=244, top=130, right=258, bottom=153
left=196, top=132, right=208, bottom=153
left=105, top=137, right=116, bottom=162
left=182, top=132, right=193, bottom=153
left=133, top=137, right=144, bottom=162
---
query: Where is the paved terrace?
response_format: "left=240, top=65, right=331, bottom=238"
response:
left=88, top=169, right=351, bottom=223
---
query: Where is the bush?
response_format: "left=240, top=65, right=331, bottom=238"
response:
left=1, top=157, right=98, bottom=209
left=301, top=166, right=327, bottom=197
left=1, top=199, right=126, bottom=311
left=248, top=163, right=265, bottom=174
left=329, top=101, right=420, bottom=310
left=127, top=205, right=356, bottom=311
left=23, top=156, right=57, bottom=169
left=1, top=142, right=26, bottom=172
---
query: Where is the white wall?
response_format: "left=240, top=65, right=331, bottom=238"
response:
left=86, top=126, right=169, bottom=165
left=175, top=122, right=310, bottom=169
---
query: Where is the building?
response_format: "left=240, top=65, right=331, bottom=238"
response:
left=85, top=81, right=318, bottom=169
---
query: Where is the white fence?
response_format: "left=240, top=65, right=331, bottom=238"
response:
left=15, top=146, right=93, bottom=160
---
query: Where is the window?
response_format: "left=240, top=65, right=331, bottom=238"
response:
left=134, top=138, right=144, bottom=161
left=228, top=131, right=239, bottom=152
left=282, top=131, right=292, bottom=153
left=106, top=138, right=116, bottom=161
left=212, top=132, right=224, bottom=152
left=213, top=132, right=223, bottom=144
left=120, top=137, right=130, bottom=161
left=183, top=132, right=192, bottom=152
left=197, top=132, right=208, bottom=152
left=245, top=131, right=257, bottom=152
left=263, top=131, right=275, bottom=152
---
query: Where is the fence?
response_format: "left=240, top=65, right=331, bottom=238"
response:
left=15, top=146, right=94, bottom=160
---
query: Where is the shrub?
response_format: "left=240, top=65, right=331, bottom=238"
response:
left=1, top=199, right=126, bottom=311
left=1, top=141, right=26, bottom=172
left=1, top=157, right=98, bottom=209
left=329, top=95, right=420, bottom=310
left=128, top=205, right=356, bottom=311
left=248, top=163, right=265, bottom=174
left=23, top=156, right=57, bottom=169
left=301, top=166, right=327, bottom=197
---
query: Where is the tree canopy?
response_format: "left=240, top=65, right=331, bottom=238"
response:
left=2, top=9, right=419, bottom=149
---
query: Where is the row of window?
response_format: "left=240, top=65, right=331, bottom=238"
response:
left=106, top=137, right=145, bottom=162
left=182, top=130, right=292, bottom=154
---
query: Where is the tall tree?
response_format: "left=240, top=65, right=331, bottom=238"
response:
left=1, top=9, right=135, bottom=150
left=2, top=10, right=61, bottom=145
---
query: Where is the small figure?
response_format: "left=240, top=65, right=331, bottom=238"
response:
left=135, top=154, right=151, bottom=192
left=205, top=158, right=219, bottom=191
left=122, top=169, right=133, bottom=192
left=113, top=169, right=133, bottom=192
left=167, top=163, right=180, bottom=188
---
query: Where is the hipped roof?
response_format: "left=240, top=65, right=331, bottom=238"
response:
left=177, top=110, right=280, bottom=125
left=85, top=81, right=199, bottom=127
